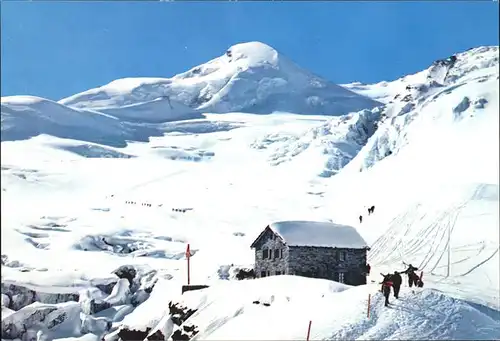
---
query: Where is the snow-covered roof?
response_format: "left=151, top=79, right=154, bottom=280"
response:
left=265, top=220, right=368, bottom=249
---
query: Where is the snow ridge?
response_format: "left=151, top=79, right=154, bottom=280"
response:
left=343, top=45, right=499, bottom=172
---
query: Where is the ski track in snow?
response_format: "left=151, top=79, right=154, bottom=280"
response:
left=1, top=44, right=499, bottom=340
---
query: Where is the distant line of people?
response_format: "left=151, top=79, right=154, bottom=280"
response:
left=379, top=264, right=423, bottom=307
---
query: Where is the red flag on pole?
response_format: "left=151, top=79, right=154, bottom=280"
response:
left=186, top=243, right=191, bottom=259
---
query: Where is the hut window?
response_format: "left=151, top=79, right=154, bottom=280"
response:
left=274, top=249, right=280, bottom=259
left=263, top=249, right=269, bottom=259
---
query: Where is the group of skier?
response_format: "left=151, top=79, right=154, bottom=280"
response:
left=379, top=263, right=423, bottom=307
left=359, top=205, right=376, bottom=223
left=356, top=205, right=424, bottom=307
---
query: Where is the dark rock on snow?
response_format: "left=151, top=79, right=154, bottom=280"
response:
left=117, top=327, right=151, bottom=341
left=166, top=302, right=199, bottom=340
left=96, top=281, right=118, bottom=295
left=235, top=268, right=256, bottom=280
left=112, top=265, right=137, bottom=287
left=172, top=329, right=191, bottom=341
left=146, top=329, right=166, bottom=341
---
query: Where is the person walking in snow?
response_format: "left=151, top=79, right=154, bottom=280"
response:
left=406, top=272, right=420, bottom=289
left=380, top=273, right=393, bottom=307
left=359, top=215, right=363, bottom=223
left=365, top=263, right=371, bottom=275
left=401, top=264, right=419, bottom=288
left=392, top=271, right=402, bottom=299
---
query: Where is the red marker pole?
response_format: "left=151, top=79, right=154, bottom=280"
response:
left=306, top=320, right=312, bottom=341
left=186, top=243, right=191, bottom=285
left=367, top=294, right=371, bottom=318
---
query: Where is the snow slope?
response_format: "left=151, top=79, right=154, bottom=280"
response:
left=59, top=42, right=381, bottom=116
left=1, top=44, right=499, bottom=341
left=95, top=97, right=202, bottom=123
left=0, top=96, right=176, bottom=148
left=1, top=96, right=129, bottom=147
left=321, top=45, right=499, bottom=307
left=176, top=276, right=499, bottom=340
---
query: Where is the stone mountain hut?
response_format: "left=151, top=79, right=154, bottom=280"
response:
left=250, top=220, right=370, bottom=286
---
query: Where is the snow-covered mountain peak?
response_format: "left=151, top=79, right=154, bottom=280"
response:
left=59, top=41, right=380, bottom=116
left=342, top=45, right=498, bottom=106
left=171, top=41, right=282, bottom=85
left=225, top=41, right=279, bottom=67
left=171, top=42, right=280, bottom=83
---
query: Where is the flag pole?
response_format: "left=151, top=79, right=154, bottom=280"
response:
left=186, top=243, right=191, bottom=285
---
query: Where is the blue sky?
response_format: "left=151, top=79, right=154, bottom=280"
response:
left=1, top=1, right=498, bottom=100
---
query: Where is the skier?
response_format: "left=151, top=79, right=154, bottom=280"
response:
left=410, top=272, right=420, bottom=288
left=380, top=273, right=393, bottom=307
left=401, top=264, right=419, bottom=288
left=366, top=263, right=371, bottom=275
left=392, top=271, right=402, bottom=299
left=359, top=215, right=363, bottom=223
